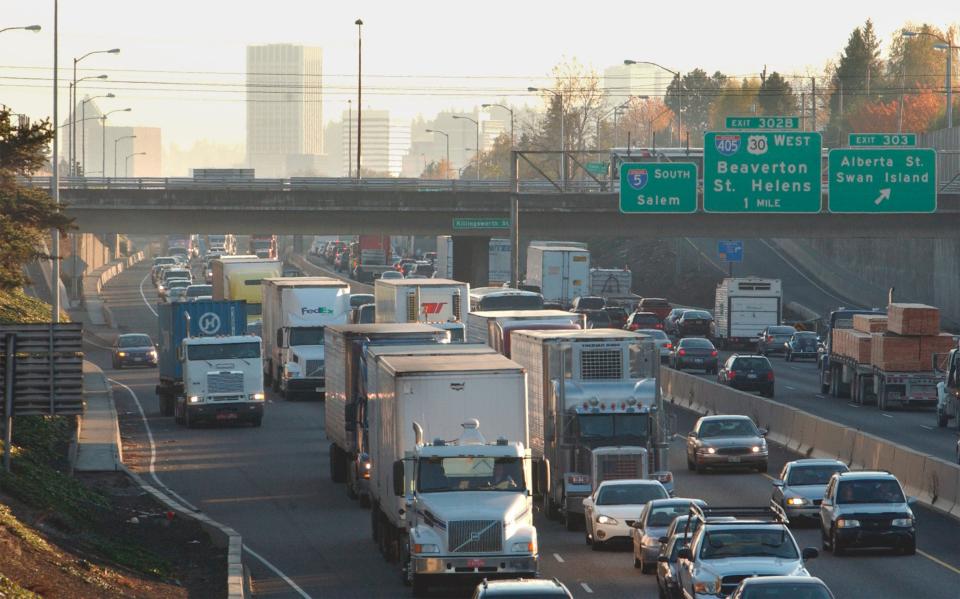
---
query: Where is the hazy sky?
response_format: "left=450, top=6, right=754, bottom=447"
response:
left=2, top=1, right=957, bottom=150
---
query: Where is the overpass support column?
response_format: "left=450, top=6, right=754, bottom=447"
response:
left=452, top=236, right=489, bottom=288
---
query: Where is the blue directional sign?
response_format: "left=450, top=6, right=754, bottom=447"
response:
left=718, top=240, right=743, bottom=263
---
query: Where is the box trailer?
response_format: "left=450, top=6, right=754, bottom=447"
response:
left=713, top=277, right=782, bottom=349
left=374, top=278, right=469, bottom=342
left=525, top=242, right=590, bottom=308
left=466, top=309, right=585, bottom=355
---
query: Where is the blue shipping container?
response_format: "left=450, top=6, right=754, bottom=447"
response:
left=157, top=300, right=248, bottom=381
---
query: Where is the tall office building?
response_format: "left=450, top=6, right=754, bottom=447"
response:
left=341, top=109, right=410, bottom=177
left=246, top=44, right=323, bottom=177
left=603, top=63, right=674, bottom=108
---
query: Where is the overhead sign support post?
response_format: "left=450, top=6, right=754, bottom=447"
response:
left=717, top=240, right=743, bottom=277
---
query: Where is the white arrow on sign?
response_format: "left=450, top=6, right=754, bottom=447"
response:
left=873, top=188, right=891, bottom=205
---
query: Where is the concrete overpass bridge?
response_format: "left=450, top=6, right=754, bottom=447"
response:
left=28, top=177, right=960, bottom=239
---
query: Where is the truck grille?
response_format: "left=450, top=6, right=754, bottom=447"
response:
left=448, top=520, right=503, bottom=553
left=304, top=359, right=324, bottom=378
left=581, top=349, right=622, bottom=380
left=208, top=371, right=244, bottom=394
left=596, top=455, right=642, bottom=480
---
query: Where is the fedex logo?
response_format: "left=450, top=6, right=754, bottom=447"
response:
left=421, top=302, right=447, bottom=316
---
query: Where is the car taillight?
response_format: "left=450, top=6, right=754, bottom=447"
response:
left=728, top=370, right=736, bottom=379
left=767, top=335, right=774, bottom=342
left=711, top=350, right=718, bottom=357
left=665, top=343, right=673, bottom=350
left=678, top=349, right=686, bottom=356
left=629, top=324, right=638, bottom=331
left=767, top=371, right=775, bottom=381
left=655, top=323, right=663, bottom=329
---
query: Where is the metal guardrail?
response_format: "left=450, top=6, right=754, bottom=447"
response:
left=19, top=176, right=612, bottom=194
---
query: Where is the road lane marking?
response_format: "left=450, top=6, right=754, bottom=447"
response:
left=785, top=385, right=796, bottom=391
left=139, top=271, right=159, bottom=317
left=881, top=413, right=893, bottom=418
left=918, top=550, right=960, bottom=575
left=580, top=582, right=593, bottom=594
left=110, top=378, right=313, bottom=599
left=815, top=394, right=825, bottom=399
left=920, top=425, right=934, bottom=431
left=553, top=553, right=564, bottom=563
left=848, top=403, right=861, bottom=408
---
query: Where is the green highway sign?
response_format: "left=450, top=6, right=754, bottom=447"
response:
left=619, top=162, right=698, bottom=213
left=704, top=131, right=822, bottom=213
left=725, top=116, right=800, bottom=130
left=585, top=161, right=608, bottom=175
left=452, top=217, right=511, bottom=230
left=848, top=133, right=917, bottom=147
left=828, top=148, right=936, bottom=213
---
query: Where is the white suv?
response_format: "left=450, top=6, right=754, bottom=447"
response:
left=675, top=505, right=819, bottom=599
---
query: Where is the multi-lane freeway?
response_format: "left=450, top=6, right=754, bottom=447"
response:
left=81, top=260, right=960, bottom=598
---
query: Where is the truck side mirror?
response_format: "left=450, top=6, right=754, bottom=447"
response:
left=537, top=458, right=550, bottom=497
left=277, top=329, right=285, bottom=349
left=677, top=547, right=693, bottom=561
left=392, top=460, right=405, bottom=497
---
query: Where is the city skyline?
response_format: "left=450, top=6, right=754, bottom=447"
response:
left=2, top=1, right=958, bottom=175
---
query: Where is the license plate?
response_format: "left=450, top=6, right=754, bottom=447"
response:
left=216, top=413, right=238, bottom=421
left=694, top=358, right=703, bottom=364
left=133, top=358, right=143, bottom=362
left=467, top=559, right=485, bottom=568
left=747, top=373, right=757, bottom=379
left=728, top=456, right=741, bottom=463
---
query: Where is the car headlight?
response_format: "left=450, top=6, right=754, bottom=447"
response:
left=836, top=518, right=860, bottom=528
left=596, top=515, right=618, bottom=525
left=249, top=392, right=265, bottom=401
left=892, top=518, right=914, bottom=527
left=786, top=497, right=808, bottom=506
left=148, top=350, right=157, bottom=357
left=752, top=445, right=762, bottom=453
left=118, top=351, right=127, bottom=357
left=701, top=447, right=716, bottom=454
left=693, top=578, right=722, bottom=595
left=188, top=395, right=201, bottom=404
left=511, top=541, right=536, bottom=553
left=412, top=543, right=439, bottom=554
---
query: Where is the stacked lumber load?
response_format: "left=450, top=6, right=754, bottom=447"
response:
left=853, top=314, right=887, bottom=333
left=833, top=328, right=872, bottom=362
left=868, top=304, right=953, bottom=372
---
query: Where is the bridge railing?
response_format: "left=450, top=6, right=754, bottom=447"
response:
left=18, top=176, right=613, bottom=194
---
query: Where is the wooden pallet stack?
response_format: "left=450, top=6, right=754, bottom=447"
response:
left=868, top=304, right=955, bottom=372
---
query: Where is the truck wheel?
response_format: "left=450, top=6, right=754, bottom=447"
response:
left=877, top=381, right=888, bottom=411
left=185, top=408, right=195, bottom=429
left=564, top=511, right=580, bottom=532
left=346, top=468, right=359, bottom=500
left=251, top=416, right=262, bottom=428
left=937, top=411, right=949, bottom=428
left=412, top=574, right=429, bottom=597
left=371, top=507, right=380, bottom=543
left=330, top=444, right=347, bottom=483
left=359, top=493, right=371, bottom=509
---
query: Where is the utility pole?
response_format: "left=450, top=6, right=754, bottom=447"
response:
left=811, top=77, right=817, bottom=134
left=355, top=18, right=363, bottom=180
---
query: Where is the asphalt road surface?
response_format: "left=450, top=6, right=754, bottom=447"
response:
left=85, top=261, right=960, bottom=598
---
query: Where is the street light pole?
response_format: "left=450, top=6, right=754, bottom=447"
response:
left=426, top=129, right=450, bottom=179
left=81, top=91, right=114, bottom=176
left=51, top=0, right=60, bottom=323
left=903, top=30, right=957, bottom=129
left=528, top=87, right=565, bottom=189
left=101, top=108, right=131, bottom=177
left=355, top=18, right=363, bottom=180
left=347, top=100, right=352, bottom=177
left=624, top=60, right=682, bottom=143
left=125, top=152, right=146, bottom=177
left=482, top=103, right=514, bottom=148
left=0, top=25, right=42, bottom=34
left=72, top=48, right=119, bottom=175
left=113, top=135, right=135, bottom=177
left=452, top=115, right=480, bottom=180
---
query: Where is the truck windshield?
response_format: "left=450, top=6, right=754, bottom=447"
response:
left=417, top=456, right=524, bottom=493
left=289, top=327, right=325, bottom=346
left=187, top=342, right=260, bottom=360
left=477, top=295, right=544, bottom=311
left=578, top=414, right=649, bottom=440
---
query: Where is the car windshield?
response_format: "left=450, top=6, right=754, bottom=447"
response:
left=578, top=414, right=649, bottom=440
left=683, top=311, right=712, bottom=319
left=186, top=285, right=213, bottom=297
left=787, top=465, right=848, bottom=485
left=168, top=280, right=191, bottom=288
left=680, top=338, right=714, bottom=349
left=187, top=342, right=260, bottom=361
left=740, top=582, right=832, bottom=599
left=154, top=258, right=175, bottom=266
left=596, top=484, right=667, bottom=506
left=637, top=329, right=668, bottom=340
left=641, top=299, right=670, bottom=309
left=669, top=537, right=691, bottom=560
left=577, top=298, right=606, bottom=310
left=289, top=327, right=325, bottom=346
left=164, top=271, right=191, bottom=281
left=649, top=504, right=698, bottom=527
left=417, top=457, right=524, bottom=493
left=350, top=295, right=374, bottom=308
left=700, top=529, right=798, bottom=560
left=118, top=335, right=151, bottom=348
left=837, top=480, right=905, bottom=504
left=732, top=357, right=771, bottom=370
left=769, top=326, right=797, bottom=335
left=586, top=312, right=611, bottom=326
left=699, top=419, right=758, bottom=438
left=357, top=305, right=375, bottom=323
left=793, top=333, right=818, bottom=344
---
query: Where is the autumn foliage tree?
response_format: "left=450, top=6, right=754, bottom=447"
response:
left=845, top=87, right=943, bottom=133
left=0, top=107, right=74, bottom=291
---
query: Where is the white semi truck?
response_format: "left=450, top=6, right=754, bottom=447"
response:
left=436, top=235, right=512, bottom=285
left=374, top=278, right=469, bottom=342
left=261, top=277, right=351, bottom=400
left=525, top=242, right=590, bottom=308
left=325, top=324, right=452, bottom=502
left=713, top=277, right=782, bottom=349
left=467, top=309, right=585, bottom=356
left=509, top=329, right=672, bottom=529
left=366, top=353, right=538, bottom=595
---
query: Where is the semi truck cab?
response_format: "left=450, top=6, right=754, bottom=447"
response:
left=278, top=325, right=327, bottom=399
left=175, top=335, right=265, bottom=427
left=395, top=420, right=538, bottom=594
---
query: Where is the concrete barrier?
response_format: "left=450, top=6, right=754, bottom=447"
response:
left=661, top=367, right=960, bottom=520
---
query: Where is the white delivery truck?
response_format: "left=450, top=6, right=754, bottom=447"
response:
left=374, top=278, right=469, bottom=342
left=713, top=277, right=783, bottom=349
left=366, top=353, right=538, bottom=595
left=261, top=277, right=351, bottom=400
left=510, top=329, right=671, bottom=529
left=436, top=236, right=512, bottom=285
left=467, top=309, right=585, bottom=355
left=325, top=324, right=452, bottom=501
left=525, top=242, right=590, bottom=308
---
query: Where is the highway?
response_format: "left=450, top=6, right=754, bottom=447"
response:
left=84, top=260, right=960, bottom=598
